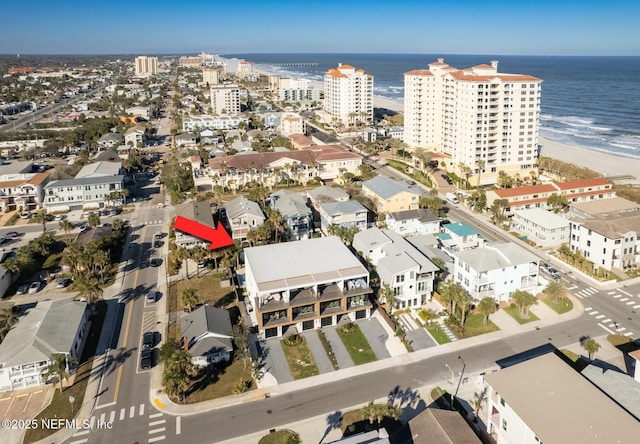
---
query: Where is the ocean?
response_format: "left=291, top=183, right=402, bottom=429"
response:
left=224, top=53, right=640, bottom=159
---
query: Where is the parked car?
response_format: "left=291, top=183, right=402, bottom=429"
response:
left=143, top=332, right=154, bottom=349
left=54, top=214, right=67, bottom=221
left=56, top=278, right=70, bottom=288
left=79, top=225, right=89, bottom=233
left=140, top=348, right=152, bottom=369
left=4, top=231, right=20, bottom=239
left=441, top=174, right=454, bottom=185
left=154, top=240, right=162, bottom=248
left=17, top=284, right=28, bottom=295
left=146, top=291, right=156, bottom=303
left=19, top=212, right=31, bottom=219
left=150, top=258, right=161, bottom=267
left=28, top=281, right=42, bottom=294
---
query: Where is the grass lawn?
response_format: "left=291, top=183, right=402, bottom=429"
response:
left=560, top=348, right=581, bottom=362
left=175, top=274, right=236, bottom=309
left=258, top=430, right=301, bottom=444
left=541, top=296, right=573, bottom=314
left=4, top=213, right=19, bottom=226
left=281, top=337, right=320, bottom=380
left=340, top=404, right=403, bottom=436
left=457, top=313, right=499, bottom=339
left=182, top=358, right=254, bottom=403
left=427, top=325, right=451, bottom=344
left=336, top=323, right=377, bottom=365
left=503, top=304, right=540, bottom=324
left=24, top=301, right=107, bottom=443
left=607, top=334, right=633, bottom=347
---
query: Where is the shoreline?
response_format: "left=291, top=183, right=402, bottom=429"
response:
left=253, top=67, right=639, bottom=184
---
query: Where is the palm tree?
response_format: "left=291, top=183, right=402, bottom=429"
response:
left=175, top=247, right=192, bottom=280
left=512, top=290, right=538, bottom=319
left=0, top=307, right=18, bottom=339
left=477, top=297, right=496, bottom=326
left=180, top=288, right=200, bottom=312
left=455, top=290, right=473, bottom=326
left=73, top=277, right=104, bottom=305
left=190, top=246, right=208, bottom=278
left=59, top=219, right=74, bottom=243
left=161, top=349, right=197, bottom=403
left=476, top=159, right=486, bottom=188
left=267, top=209, right=285, bottom=243
left=43, top=353, right=77, bottom=394
left=87, top=212, right=101, bottom=227
left=582, top=338, right=601, bottom=361
left=378, top=283, right=396, bottom=314
left=545, top=281, right=567, bottom=303
left=471, top=388, right=488, bottom=423
left=33, top=209, right=48, bottom=233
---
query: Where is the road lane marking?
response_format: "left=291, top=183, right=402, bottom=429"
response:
left=576, top=294, right=583, bottom=299
left=620, top=298, right=628, bottom=302
left=584, top=307, right=592, bottom=311
left=176, top=416, right=181, bottom=435
left=625, top=331, right=634, bottom=336
left=149, top=419, right=166, bottom=426
left=614, top=295, right=622, bottom=299
left=589, top=311, right=599, bottom=315
left=129, top=405, right=135, bottom=418
left=149, top=427, right=166, bottom=434
left=149, top=412, right=163, bottom=419
left=96, top=401, right=116, bottom=410
left=89, top=417, right=95, bottom=428
left=596, top=315, right=605, bottom=319
left=635, top=305, right=640, bottom=309
left=620, top=289, right=633, bottom=297
left=69, top=440, right=88, bottom=444
left=148, top=437, right=166, bottom=443
left=598, top=323, right=614, bottom=334
left=607, top=291, right=617, bottom=295
left=567, top=285, right=578, bottom=290
left=99, top=412, right=105, bottom=423
left=602, top=318, right=611, bottom=323
left=120, top=408, right=125, bottom=420
left=627, top=301, right=635, bottom=305
left=109, top=410, right=115, bottom=423
left=139, top=403, right=145, bottom=416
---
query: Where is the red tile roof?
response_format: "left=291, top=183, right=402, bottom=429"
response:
left=472, top=64, right=494, bottom=69
left=493, top=184, right=556, bottom=198
left=338, top=64, right=355, bottom=69
left=405, top=70, right=433, bottom=76
left=326, top=69, right=347, bottom=78
left=553, top=177, right=611, bottom=190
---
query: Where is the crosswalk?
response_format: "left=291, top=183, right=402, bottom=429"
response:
left=138, top=220, right=164, bottom=226
left=584, top=306, right=635, bottom=337
left=68, top=404, right=173, bottom=444
left=574, top=286, right=598, bottom=299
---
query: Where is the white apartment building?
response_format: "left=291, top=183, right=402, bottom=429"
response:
left=43, top=175, right=125, bottom=212
left=278, top=78, right=322, bottom=102
left=202, top=67, right=219, bottom=86
left=323, top=63, right=373, bottom=126
left=134, top=56, right=158, bottom=76
left=182, top=115, right=246, bottom=132
left=511, top=208, right=570, bottom=248
left=210, top=85, right=241, bottom=115
left=280, top=113, right=304, bottom=136
left=452, top=242, right=539, bottom=303
left=404, top=58, right=542, bottom=185
left=569, top=209, right=640, bottom=271
left=354, top=227, right=438, bottom=309
left=0, top=172, right=49, bottom=212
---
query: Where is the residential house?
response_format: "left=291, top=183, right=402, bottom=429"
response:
left=363, top=128, right=377, bottom=143
left=438, top=222, right=485, bottom=255
left=174, top=201, right=215, bottom=249
left=318, top=200, right=368, bottom=235
left=180, top=306, right=233, bottom=367
left=361, top=176, right=421, bottom=213
left=452, top=242, right=539, bottom=303
left=0, top=299, right=90, bottom=392
left=0, top=171, right=49, bottom=212
left=307, top=186, right=349, bottom=207
left=407, top=408, right=481, bottom=444
left=280, top=113, right=304, bottom=136
left=288, top=134, right=315, bottom=149
left=387, top=126, right=403, bottom=139
left=117, top=145, right=131, bottom=160
left=97, top=132, right=123, bottom=150
left=124, top=125, right=145, bottom=147
left=569, top=196, right=640, bottom=220
left=354, top=227, right=438, bottom=309
left=222, top=196, right=266, bottom=241
left=175, top=133, right=197, bottom=148
left=485, top=353, right=640, bottom=444
left=569, top=208, right=640, bottom=271
left=270, top=190, right=312, bottom=241
left=386, top=209, right=441, bottom=236
left=43, top=175, right=124, bottom=212
left=125, top=105, right=151, bottom=121
left=244, top=236, right=373, bottom=338
left=511, top=208, right=570, bottom=248
left=486, top=178, right=615, bottom=216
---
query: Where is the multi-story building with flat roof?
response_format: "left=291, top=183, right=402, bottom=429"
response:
left=202, top=67, right=219, bottom=86
left=210, top=85, right=241, bottom=115
left=404, top=58, right=542, bottom=185
left=0, top=172, right=49, bottom=212
left=134, top=56, right=158, bottom=76
left=244, top=236, right=373, bottom=337
left=323, top=63, right=373, bottom=127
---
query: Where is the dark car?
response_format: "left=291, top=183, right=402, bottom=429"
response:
left=140, top=348, right=152, bottom=369
left=150, top=258, right=161, bottom=267
left=441, top=174, right=453, bottom=185
left=142, top=332, right=154, bottom=349
left=154, top=240, right=162, bottom=248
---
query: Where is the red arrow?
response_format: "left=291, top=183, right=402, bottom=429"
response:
left=173, top=215, right=233, bottom=250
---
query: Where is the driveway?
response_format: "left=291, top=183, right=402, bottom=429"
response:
left=323, top=326, right=354, bottom=370
left=301, top=330, right=335, bottom=374
left=260, top=337, right=293, bottom=385
left=355, top=318, right=391, bottom=360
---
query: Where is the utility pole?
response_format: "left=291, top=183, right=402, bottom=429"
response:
left=453, top=356, right=466, bottom=409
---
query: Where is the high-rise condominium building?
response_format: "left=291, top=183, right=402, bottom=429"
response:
left=404, top=58, right=542, bottom=185
left=323, top=63, right=373, bottom=126
left=134, top=56, right=158, bottom=76
left=210, top=85, right=241, bottom=115
left=202, top=67, right=219, bottom=86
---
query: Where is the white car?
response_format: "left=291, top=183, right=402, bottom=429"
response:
left=20, top=212, right=31, bottom=219
left=28, top=281, right=42, bottom=294
left=54, top=214, right=67, bottom=221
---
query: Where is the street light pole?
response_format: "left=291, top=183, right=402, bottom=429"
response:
left=444, top=363, right=455, bottom=409
left=453, top=356, right=466, bottom=409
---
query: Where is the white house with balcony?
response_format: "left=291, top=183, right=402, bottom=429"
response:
left=511, top=208, right=570, bottom=248
left=386, top=208, right=441, bottom=236
left=452, top=242, right=539, bottom=303
left=318, top=200, right=368, bottom=235
left=0, top=299, right=90, bottom=392
left=438, top=222, right=485, bottom=256
left=354, top=227, right=438, bottom=309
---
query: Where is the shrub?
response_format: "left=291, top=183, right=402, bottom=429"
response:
left=282, top=333, right=303, bottom=347
left=232, top=378, right=251, bottom=394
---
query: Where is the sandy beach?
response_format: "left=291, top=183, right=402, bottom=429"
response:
left=539, top=137, right=640, bottom=183
left=254, top=67, right=639, bottom=183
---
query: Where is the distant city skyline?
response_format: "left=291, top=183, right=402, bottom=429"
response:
left=3, top=0, right=639, bottom=56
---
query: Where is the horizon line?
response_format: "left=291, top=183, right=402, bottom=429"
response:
left=2, top=52, right=640, bottom=57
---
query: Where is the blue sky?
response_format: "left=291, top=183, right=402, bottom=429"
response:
left=3, top=0, right=639, bottom=55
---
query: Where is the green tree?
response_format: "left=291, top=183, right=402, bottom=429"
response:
left=378, top=283, right=396, bottom=314
left=547, top=193, right=569, bottom=213
left=59, top=219, right=74, bottom=243
left=180, top=288, right=200, bottom=312
left=161, top=349, right=197, bottom=403
left=467, top=189, right=487, bottom=213
left=43, top=353, right=77, bottom=394
left=73, top=277, right=104, bottom=305
left=512, top=290, right=538, bottom=319
left=32, top=210, right=49, bottom=233
left=189, top=246, right=208, bottom=278
left=87, top=212, right=101, bottom=227
left=545, top=280, right=567, bottom=303
left=476, top=159, right=486, bottom=188
left=489, top=199, right=509, bottom=225
left=232, top=321, right=250, bottom=369
left=477, top=297, right=497, bottom=326
left=582, top=338, right=601, bottom=361
left=267, top=209, right=285, bottom=243
left=497, top=171, right=514, bottom=188
left=175, top=247, right=193, bottom=280
left=0, top=308, right=18, bottom=339
left=471, top=388, right=488, bottom=423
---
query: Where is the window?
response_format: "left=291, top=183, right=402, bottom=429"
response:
left=502, top=419, right=508, bottom=431
left=396, top=274, right=405, bottom=283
